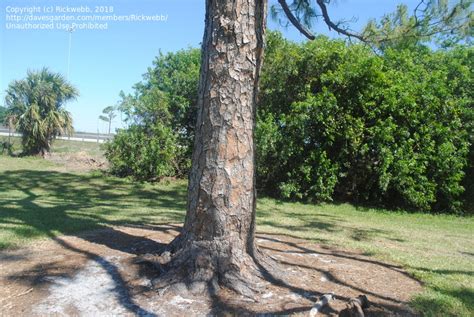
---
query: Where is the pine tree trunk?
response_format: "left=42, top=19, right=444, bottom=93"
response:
left=184, top=0, right=267, bottom=260
left=152, top=0, right=268, bottom=296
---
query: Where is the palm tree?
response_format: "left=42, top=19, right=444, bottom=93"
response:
left=4, top=68, right=78, bottom=156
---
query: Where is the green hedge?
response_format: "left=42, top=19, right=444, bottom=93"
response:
left=105, top=32, right=473, bottom=213
left=257, top=32, right=473, bottom=213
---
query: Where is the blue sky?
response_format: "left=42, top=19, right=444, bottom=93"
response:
left=1, top=0, right=420, bottom=133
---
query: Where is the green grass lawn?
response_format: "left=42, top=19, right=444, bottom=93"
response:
left=0, top=154, right=473, bottom=316
left=49, top=138, right=105, bottom=157
left=1, top=135, right=104, bottom=158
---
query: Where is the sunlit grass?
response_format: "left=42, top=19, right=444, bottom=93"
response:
left=0, top=153, right=472, bottom=316
left=0, top=135, right=104, bottom=158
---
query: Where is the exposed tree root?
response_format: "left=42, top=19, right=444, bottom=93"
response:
left=137, top=236, right=286, bottom=300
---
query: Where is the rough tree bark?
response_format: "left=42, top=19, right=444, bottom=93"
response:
left=148, top=0, right=467, bottom=302
left=152, top=0, right=269, bottom=296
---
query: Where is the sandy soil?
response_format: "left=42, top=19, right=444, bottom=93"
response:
left=0, top=224, right=422, bottom=316
left=46, top=151, right=107, bottom=172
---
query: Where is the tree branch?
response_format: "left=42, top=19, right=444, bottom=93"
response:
left=278, top=0, right=316, bottom=40
left=315, top=0, right=366, bottom=42
left=414, top=0, right=427, bottom=25
left=278, top=0, right=471, bottom=49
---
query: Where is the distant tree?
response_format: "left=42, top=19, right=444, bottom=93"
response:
left=99, top=106, right=117, bottom=134
left=0, top=106, right=7, bottom=124
left=4, top=68, right=78, bottom=156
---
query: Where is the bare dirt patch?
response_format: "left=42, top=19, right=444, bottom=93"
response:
left=0, top=224, right=422, bottom=316
left=46, top=151, right=107, bottom=172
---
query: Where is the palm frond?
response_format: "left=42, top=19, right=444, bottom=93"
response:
left=4, top=68, right=79, bottom=155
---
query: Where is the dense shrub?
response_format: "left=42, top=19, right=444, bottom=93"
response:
left=257, top=32, right=473, bottom=213
left=105, top=124, right=177, bottom=180
left=106, top=33, right=472, bottom=212
left=104, top=48, right=201, bottom=179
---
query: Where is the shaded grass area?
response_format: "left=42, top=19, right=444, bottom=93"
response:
left=257, top=199, right=474, bottom=316
left=0, top=155, right=473, bottom=316
left=0, top=156, right=185, bottom=249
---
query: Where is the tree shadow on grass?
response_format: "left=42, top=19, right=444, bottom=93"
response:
left=411, top=286, right=474, bottom=316
left=256, top=235, right=414, bottom=301
left=257, top=204, right=405, bottom=244
left=439, top=287, right=474, bottom=313
left=256, top=234, right=406, bottom=271
left=0, top=169, right=414, bottom=315
left=0, top=169, right=185, bottom=246
left=0, top=169, right=466, bottom=315
left=0, top=169, right=187, bottom=315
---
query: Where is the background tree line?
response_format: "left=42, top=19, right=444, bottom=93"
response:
left=105, top=31, right=473, bottom=214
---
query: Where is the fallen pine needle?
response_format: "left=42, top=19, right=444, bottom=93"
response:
left=16, top=288, right=33, bottom=297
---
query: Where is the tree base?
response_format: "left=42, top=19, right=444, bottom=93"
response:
left=140, top=236, right=282, bottom=299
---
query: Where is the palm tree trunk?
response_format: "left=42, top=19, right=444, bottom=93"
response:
left=8, top=125, right=11, bottom=145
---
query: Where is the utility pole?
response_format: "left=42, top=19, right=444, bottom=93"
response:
left=67, top=27, right=75, bottom=79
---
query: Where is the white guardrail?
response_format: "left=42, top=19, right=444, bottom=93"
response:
left=0, top=130, right=113, bottom=144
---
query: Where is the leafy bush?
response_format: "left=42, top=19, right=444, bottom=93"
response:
left=105, top=48, right=200, bottom=179
left=257, top=32, right=473, bottom=213
left=104, top=124, right=177, bottom=181
left=107, top=33, right=472, bottom=213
